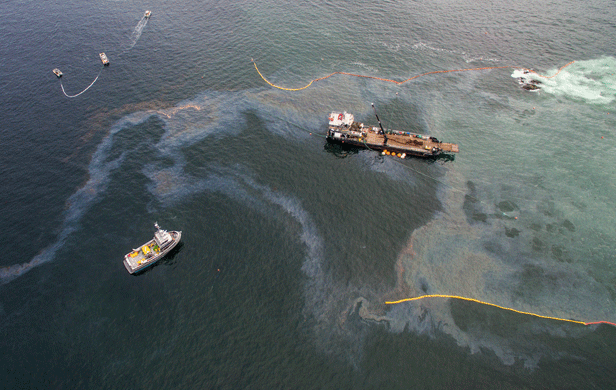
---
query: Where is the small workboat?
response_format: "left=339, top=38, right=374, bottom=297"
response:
left=99, top=52, right=110, bottom=66
left=52, top=68, right=62, bottom=78
left=123, top=223, right=182, bottom=274
left=144, top=10, right=151, bottom=18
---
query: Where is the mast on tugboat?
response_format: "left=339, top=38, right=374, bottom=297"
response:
left=371, top=103, right=388, bottom=145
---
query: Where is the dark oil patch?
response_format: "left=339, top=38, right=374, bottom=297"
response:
left=532, top=237, right=545, bottom=251
left=562, top=219, right=575, bottom=232
left=505, top=227, right=521, bottom=238
left=498, top=200, right=517, bottom=213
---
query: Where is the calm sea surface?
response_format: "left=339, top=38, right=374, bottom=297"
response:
left=1, top=0, right=616, bottom=388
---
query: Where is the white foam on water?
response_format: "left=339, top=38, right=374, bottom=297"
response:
left=412, top=41, right=501, bottom=65
left=464, top=55, right=500, bottom=64
left=412, top=42, right=458, bottom=55
left=127, top=16, right=148, bottom=50
left=119, top=16, right=149, bottom=56
left=511, top=68, right=534, bottom=79
left=514, top=57, right=616, bottom=104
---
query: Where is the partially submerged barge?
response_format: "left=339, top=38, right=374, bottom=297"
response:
left=326, top=105, right=459, bottom=158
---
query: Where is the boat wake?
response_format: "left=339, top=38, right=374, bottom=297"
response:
left=122, top=16, right=149, bottom=53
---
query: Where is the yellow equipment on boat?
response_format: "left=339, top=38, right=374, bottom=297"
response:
left=142, top=245, right=150, bottom=254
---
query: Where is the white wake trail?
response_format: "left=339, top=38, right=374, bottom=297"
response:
left=123, top=16, right=148, bottom=53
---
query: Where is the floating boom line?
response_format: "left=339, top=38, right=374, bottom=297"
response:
left=252, top=59, right=575, bottom=91
left=60, top=67, right=103, bottom=98
left=385, top=294, right=616, bottom=328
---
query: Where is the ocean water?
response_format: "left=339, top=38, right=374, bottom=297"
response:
left=1, top=0, right=616, bottom=388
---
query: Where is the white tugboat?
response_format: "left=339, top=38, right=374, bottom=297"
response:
left=123, top=223, right=181, bottom=274
left=144, top=10, right=152, bottom=18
